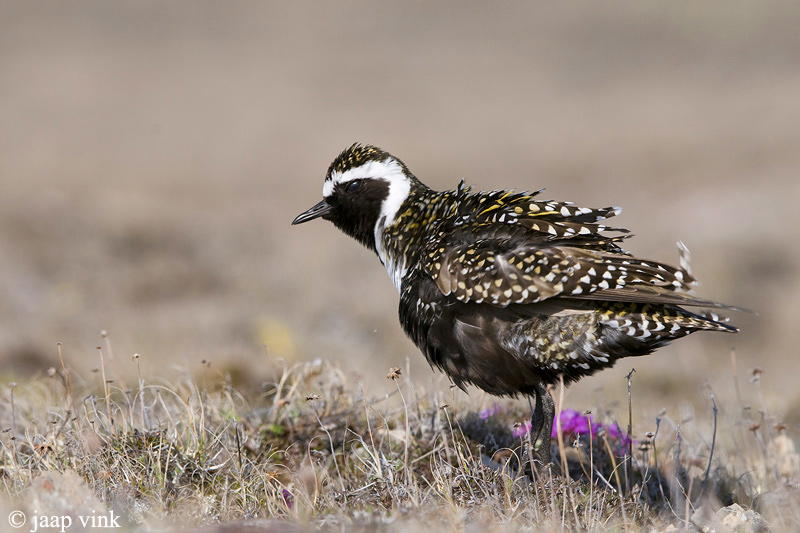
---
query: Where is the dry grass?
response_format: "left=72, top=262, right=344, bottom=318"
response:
left=0, top=346, right=797, bottom=532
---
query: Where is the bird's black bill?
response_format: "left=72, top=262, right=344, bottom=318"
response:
left=292, top=200, right=332, bottom=225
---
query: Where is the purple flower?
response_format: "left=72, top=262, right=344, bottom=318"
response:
left=282, top=488, right=294, bottom=508
left=512, top=420, right=531, bottom=438
left=592, top=417, right=629, bottom=445
left=511, top=408, right=629, bottom=446
left=553, top=409, right=597, bottom=438
left=480, top=402, right=503, bottom=420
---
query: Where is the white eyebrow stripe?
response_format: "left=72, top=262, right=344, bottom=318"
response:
left=322, top=175, right=337, bottom=197
left=324, top=160, right=403, bottom=198
left=323, top=159, right=410, bottom=227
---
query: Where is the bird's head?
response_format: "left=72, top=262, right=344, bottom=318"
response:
left=292, top=144, right=419, bottom=250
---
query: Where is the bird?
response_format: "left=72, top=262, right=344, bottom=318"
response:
left=292, top=143, right=739, bottom=464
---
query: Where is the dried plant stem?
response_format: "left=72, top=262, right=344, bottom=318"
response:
left=556, top=378, right=568, bottom=477
left=625, top=367, right=636, bottom=494
left=101, top=329, right=127, bottom=391
left=97, top=346, right=113, bottom=427
left=9, top=383, right=19, bottom=469
left=555, top=376, right=580, bottom=527
left=133, top=353, right=149, bottom=430
left=586, top=409, right=594, bottom=526
left=700, top=393, right=718, bottom=497
left=392, top=376, right=411, bottom=486
left=730, top=348, right=742, bottom=408
left=653, top=417, right=668, bottom=503
left=310, top=399, right=345, bottom=492
left=674, top=424, right=687, bottom=522
left=56, top=343, right=74, bottom=414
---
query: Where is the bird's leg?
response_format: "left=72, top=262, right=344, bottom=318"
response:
left=528, top=395, right=544, bottom=448
left=531, top=382, right=554, bottom=464
left=526, top=395, right=543, bottom=473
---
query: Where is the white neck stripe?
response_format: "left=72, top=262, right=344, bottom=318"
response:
left=323, top=158, right=412, bottom=292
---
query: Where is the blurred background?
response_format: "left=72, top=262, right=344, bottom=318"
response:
left=1, top=2, right=798, bottom=423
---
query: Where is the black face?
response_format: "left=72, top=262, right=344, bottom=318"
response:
left=292, top=177, right=391, bottom=251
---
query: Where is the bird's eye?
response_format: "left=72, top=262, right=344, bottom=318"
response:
left=346, top=180, right=362, bottom=192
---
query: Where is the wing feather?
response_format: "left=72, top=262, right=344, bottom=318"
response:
left=424, top=222, right=700, bottom=307
left=421, top=188, right=737, bottom=310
